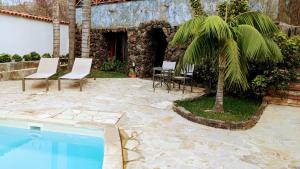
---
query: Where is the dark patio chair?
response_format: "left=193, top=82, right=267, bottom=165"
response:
left=152, top=61, right=176, bottom=92
left=172, top=64, right=195, bottom=94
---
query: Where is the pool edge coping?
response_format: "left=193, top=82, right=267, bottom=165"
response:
left=0, top=115, right=123, bottom=169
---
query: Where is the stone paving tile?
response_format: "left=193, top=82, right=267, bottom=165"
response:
left=0, top=79, right=299, bottom=169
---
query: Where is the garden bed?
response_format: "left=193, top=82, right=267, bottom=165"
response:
left=173, top=95, right=267, bottom=130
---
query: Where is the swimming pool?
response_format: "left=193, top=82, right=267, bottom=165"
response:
left=0, top=125, right=104, bottom=169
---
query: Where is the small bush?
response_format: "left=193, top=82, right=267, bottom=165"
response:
left=60, top=54, right=69, bottom=65
left=23, top=54, right=32, bottom=61
left=0, top=54, right=12, bottom=63
left=12, top=54, right=22, bottom=62
left=30, top=52, right=41, bottom=61
left=251, top=75, right=268, bottom=97
left=101, top=59, right=125, bottom=72
left=42, top=53, right=51, bottom=58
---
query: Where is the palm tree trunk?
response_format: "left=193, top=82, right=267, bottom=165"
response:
left=52, top=0, right=60, bottom=58
left=213, top=56, right=226, bottom=113
left=81, top=0, right=91, bottom=58
left=68, top=0, right=76, bottom=69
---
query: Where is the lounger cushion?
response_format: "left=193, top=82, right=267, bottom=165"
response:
left=25, top=73, right=54, bottom=79
left=24, top=58, right=59, bottom=79
left=59, top=58, right=93, bottom=80
left=60, top=73, right=88, bottom=79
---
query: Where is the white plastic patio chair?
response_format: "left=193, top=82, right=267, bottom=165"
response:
left=58, top=58, right=92, bottom=91
left=22, top=58, right=59, bottom=91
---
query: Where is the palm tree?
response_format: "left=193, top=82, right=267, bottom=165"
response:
left=81, top=0, right=91, bottom=58
left=68, top=0, right=76, bottom=69
left=52, top=0, right=60, bottom=58
left=171, top=1, right=283, bottom=113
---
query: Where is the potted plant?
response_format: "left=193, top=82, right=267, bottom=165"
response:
left=128, top=62, right=137, bottom=78
left=128, top=68, right=137, bottom=78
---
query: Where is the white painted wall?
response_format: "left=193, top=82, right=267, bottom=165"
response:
left=0, top=14, right=69, bottom=55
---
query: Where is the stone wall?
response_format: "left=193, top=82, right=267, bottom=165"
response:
left=278, top=0, right=300, bottom=26
left=127, top=21, right=183, bottom=76
left=76, top=0, right=288, bottom=29
left=76, top=20, right=185, bottom=76
left=76, top=0, right=193, bottom=29
left=75, top=28, right=109, bottom=69
left=0, top=61, right=39, bottom=81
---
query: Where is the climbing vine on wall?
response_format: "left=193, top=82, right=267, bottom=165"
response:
left=189, top=0, right=205, bottom=17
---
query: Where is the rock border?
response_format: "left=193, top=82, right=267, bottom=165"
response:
left=173, top=97, right=268, bottom=130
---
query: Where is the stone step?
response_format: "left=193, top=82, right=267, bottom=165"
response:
left=0, top=68, right=37, bottom=81
left=297, top=77, right=300, bottom=82
left=288, top=91, right=300, bottom=100
left=289, top=83, right=300, bottom=91
left=264, top=96, right=300, bottom=107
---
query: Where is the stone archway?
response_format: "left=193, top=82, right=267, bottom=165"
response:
left=127, top=21, right=172, bottom=77
left=145, top=27, right=168, bottom=68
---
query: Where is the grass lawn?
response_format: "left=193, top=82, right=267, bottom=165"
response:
left=51, top=70, right=127, bottom=79
left=175, top=95, right=261, bottom=122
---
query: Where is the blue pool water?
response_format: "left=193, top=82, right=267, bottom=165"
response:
left=0, top=126, right=104, bottom=169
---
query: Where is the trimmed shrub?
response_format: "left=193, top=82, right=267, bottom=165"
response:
left=30, top=52, right=41, bottom=61
left=0, top=54, right=12, bottom=63
left=23, top=54, right=32, bottom=61
left=42, top=53, right=51, bottom=58
left=60, top=54, right=69, bottom=65
left=12, top=54, right=22, bottom=62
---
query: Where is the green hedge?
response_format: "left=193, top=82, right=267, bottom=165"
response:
left=12, top=54, right=22, bottom=62
left=0, top=52, right=70, bottom=63
left=0, top=54, right=12, bottom=63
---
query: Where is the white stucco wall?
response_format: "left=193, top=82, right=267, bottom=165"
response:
left=0, top=14, right=69, bottom=55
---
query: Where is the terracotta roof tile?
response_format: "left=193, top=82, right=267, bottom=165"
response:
left=0, top=9, right=68, bottom=24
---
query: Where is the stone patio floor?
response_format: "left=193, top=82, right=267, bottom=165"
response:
left=0, top=78, right=300, bottom=169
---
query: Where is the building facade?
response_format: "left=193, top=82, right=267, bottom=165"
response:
left=75, top=0, right=299, bottom=75
left=0, top=9, right=69, bottom=56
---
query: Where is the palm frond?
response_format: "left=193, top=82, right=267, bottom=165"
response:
left=235, top=11, right=279, bottom=35
left=199, top=16, right=233, bottom=41
left=263, top=37, right=283, bottom=62
left=171, top=16, right=206, bottom=45
left=236, top=25, right=271, bottom=61
left=176, top=35, right=218, bottom=73
left=223, top=39, right=248, bottom=90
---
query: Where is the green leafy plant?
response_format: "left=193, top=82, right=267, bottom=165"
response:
left=251, top=75, right=268, bottom=97
left=42, top=53, right=51, bottom=58
left=30, top=52, right=41, bottom=61
left=248, top=32, right=300, bottom=94
left=60, top=54, right=69, bottom=65
left=218, top=0, right=250, bottom=22
left=23, top=54, right=32, bottom=61
left=189, top=0, right=206, bottom=17
left=12, top=54, right=22, bottom=62
left=0, top=54, right=12, bottom=63
left=172, top=0, right=282, bottom=112
left=129, top=67, right=136, bottom=74
left=101, top=59, right=125, bottom=72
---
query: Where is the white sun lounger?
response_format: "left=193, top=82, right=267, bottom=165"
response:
left=22, top=58, right=59, bottom=91
left=58, top=58, right=92, bottom=91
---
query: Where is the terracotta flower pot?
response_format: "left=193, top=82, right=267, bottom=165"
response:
left=128, top=73, right=137, bottom=78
